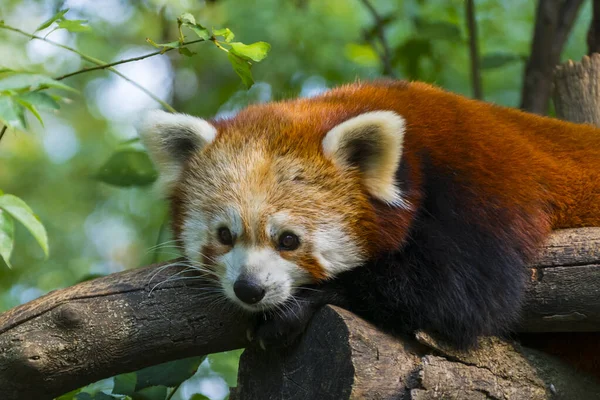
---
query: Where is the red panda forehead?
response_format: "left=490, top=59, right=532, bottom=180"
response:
left=179, top=133, right=374, bottom=248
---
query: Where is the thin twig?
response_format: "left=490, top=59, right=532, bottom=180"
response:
left=358, top=0, right=396, bottom=78
left=465, top=0, right=482, bottom=99
left=0, top=24, right=177, bottom=112
left=0, top=125, right=7, bottom=143
left=54, top=38, right=207, bottom=81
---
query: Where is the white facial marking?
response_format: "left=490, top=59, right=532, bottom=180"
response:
left=220, top=246, right=310, bottom=311
left=181, top=208, right=208, bottom=261
left=313, top=221, right=365, bottom=277
left=266, top=211, right=307, bottom=242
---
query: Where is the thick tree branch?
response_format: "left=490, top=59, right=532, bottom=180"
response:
left=0, top=260, right=253, bottom=399
left=233, top=307, right=600, bottom=400
left=0, top=228, right=599, bottom=399
left=520, top=0, right=584, bottom=115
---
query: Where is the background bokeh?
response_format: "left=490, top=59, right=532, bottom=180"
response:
left=0, top=0, right=593, bottom=399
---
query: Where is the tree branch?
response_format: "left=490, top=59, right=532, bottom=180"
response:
left=465, top=0, right=482, bottom=99
left=53, top=38, right=207, bottom=81
left=358, top=0, right=396, bottom=77
left=0, top=24, right=177, bottom=112
left=1, top=228, right=599, bottom=399
left=233, top=307, right=600, bottom=400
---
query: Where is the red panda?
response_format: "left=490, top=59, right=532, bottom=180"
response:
left=136, top=79, right=600, bottom=358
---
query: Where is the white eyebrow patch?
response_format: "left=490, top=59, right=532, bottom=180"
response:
left=211, top=207, right=243, bottom=236
left=266, top=211, right=307, bottom=239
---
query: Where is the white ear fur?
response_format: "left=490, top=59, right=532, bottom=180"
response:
left=322, top=111, right=407, bottom=207
left=135, top=109, right=217, bottom=196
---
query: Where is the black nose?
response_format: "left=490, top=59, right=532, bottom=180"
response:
left=233, top=278, right=266, bottom=304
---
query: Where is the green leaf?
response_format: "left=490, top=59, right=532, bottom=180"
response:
left=178, top=47, right=196, bottom=57
left=395, top=38, right=432, bottom=80
left=190, top=394, right=210, bottom=400
left=414, top=18, right=461, bottom=41
left=0, top=95, right=26, bottom=129
left=135, top=356, right=205, bottom=391
left=95, top=150, right=158, bottom=187
left=179, top=13, right=197, bottom=25
left=0, top=209, right=14, bottom=268
left=56, top=19, right=91, bottom=32
left=229, top=42, right=270, bottom=62
left=55, top=388, right=82, bottom=400
left=0, top=73, right=77, bottom=92
left=213, top=28, right=234, bottom=42
left=178, top=14, right=211, bottom=41
left=207, top=350, right=244, bottom=387
left=131, top=386, right=168, bottom=400
left=0, top=194, right=49, bottom=258
left=187, top=25, right=210, bottom=41
left=18, top=91, right=61, bottom=110
left=227, top=53, right=254, bottom=89
left=35, top=9, right=69, bottom=32
left=15, top=98, right=43, bottom=126
left=481, top=52, right=524, bottom=70
left=113, top=372, right=137, bottom=396
left=344, top=43, right=379, bottom=67
left=146, top=38, right=181, bottom=54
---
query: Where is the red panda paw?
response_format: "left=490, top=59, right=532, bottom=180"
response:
left=251, top=303, right=318, bottom=350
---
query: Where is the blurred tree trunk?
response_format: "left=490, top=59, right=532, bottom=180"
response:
left=520, top=0, right=583, bottom=115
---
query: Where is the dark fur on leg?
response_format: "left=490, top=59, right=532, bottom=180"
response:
left=251, top=282, right=350, bottom=349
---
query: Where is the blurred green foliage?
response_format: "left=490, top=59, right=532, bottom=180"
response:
left=0, top=0, right=592, bottom=399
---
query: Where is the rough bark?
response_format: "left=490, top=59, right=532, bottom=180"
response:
left=520, top=0, right=583, bottom=115
left=553, top=53, right=600, bottom=126
left=233, top=306, right=600, bottom=400
left=521, top=228, right=600, bottom=332
left=0, top=260, right=253, bottom=400
left=0, top=229, right=599, bottom=399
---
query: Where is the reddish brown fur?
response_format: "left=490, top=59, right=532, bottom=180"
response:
left=182, top=80, right=600, bottom=258
left=168, top=79, right=600, bottom=378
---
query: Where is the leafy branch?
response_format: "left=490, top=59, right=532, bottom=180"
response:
left=0, top=10, right=271, bottom=270
left=0, top=23, right=177, bottom=113
left=0, top=10, right=270, bottom=136
left=53, top=38, right=206, bottom=81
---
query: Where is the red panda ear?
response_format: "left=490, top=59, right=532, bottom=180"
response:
left=322, top=111, right=407, bottom=207
left=135, top=109, right=217, bottom=196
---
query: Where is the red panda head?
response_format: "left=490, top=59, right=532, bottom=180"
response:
left=136, top=104, right=409, bottom=312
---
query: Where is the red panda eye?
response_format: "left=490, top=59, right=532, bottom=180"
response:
left=217, top=227, right=233, bottom=245
left=278, top=232, right=300, bottom=251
